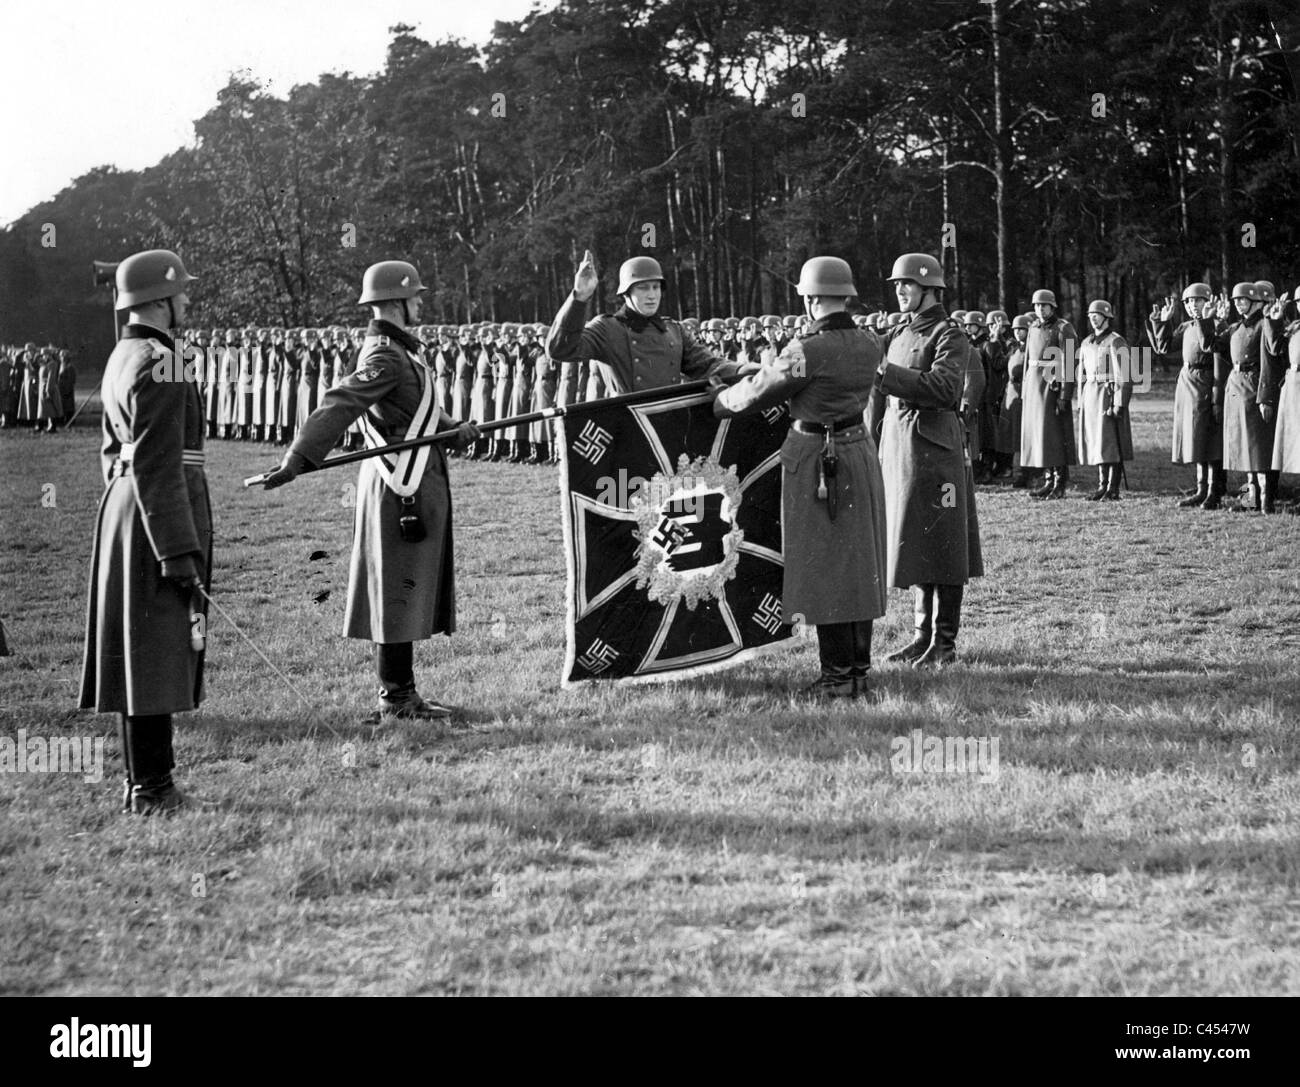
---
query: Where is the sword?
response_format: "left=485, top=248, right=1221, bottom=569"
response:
left=243, top=379, right=712, bottom=487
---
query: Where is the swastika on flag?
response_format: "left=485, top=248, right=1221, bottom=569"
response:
left=752, top=592, right=783, bottom=634
left=650, top=515, right=690, bottom=553
left=572, top=420, right=614, bottom=464
left=576, top=637, right=620, bottom=674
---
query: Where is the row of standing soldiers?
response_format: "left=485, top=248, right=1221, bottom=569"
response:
left=0, top=343, right=77, bottom=431
left=175, top=315, right=837, bottom=463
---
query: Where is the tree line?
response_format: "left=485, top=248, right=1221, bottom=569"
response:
left=1, top=0, right=1297, bottom=357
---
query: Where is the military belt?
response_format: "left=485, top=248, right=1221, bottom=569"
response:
left=112, top=443, right=206, bottom=475
left=1232, top=363, right=1259, bottom=373
left=792, top=417, right=863, bottom=435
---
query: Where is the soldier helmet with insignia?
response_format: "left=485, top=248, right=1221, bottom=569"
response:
left=887, top=253, right=944, bottom=289
left=703, top=317, right=725, bottom=332
left=357, top=260, right=427, bottom=305
left=740, top=315, right=760, bottom=329
left=986, top=309, right=1008, bottom=324
left=761, top=314, right=781, bottom=329
left=797, top=256, right=857, bottom=297
left=1087, top=300, right=1115, bottom=319
left=885, top=313, right=903, bottom=327
left=1031, top=288, right=1057, bottom=307
left=1011, top=314, right=1032, bottom=330
left=1231, top=282, right=1259, bottom=301
left=1181, top=282, right=1212, bottom=301
left=1254, top=281, right=1276, bottom=303
left=115, top=249, right=197, bottom=310
left=950, top=310, right=968, bottom=323
left=782, top=315, right=799, bottom=328
left=616, top=256, right=664, bottom=295
left=965, top=311, right=986, bottom=326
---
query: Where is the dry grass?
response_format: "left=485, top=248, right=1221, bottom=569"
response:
left=1, top=378, right=1298, bottom=995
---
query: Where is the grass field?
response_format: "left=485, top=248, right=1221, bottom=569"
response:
left=2, top=379, right=1299, bottom=996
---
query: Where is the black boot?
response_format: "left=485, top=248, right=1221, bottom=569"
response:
left=1179, top=464, right=1208, bottom=507
left=1046, top=465, right=1069, bottom=499
left=1012, top=466, right=1032, bottom=488
left=1201, top=462, right=1225, bottom=510
left=1263, top=470, right=1279, bottom=514
left=116, top=716, right=133, bottom=814
left=914, top=584, right=963, bottom=668
left=803, top=622, right=855, bottom=698
left=509, top=440, right=528, bottom=463
left=527, top=440, right=548, bottom=464
left=850, top=620, right=874, bottom=697
left=488, top=439, right=506, bottom=462
left=125, top=714, right=185, bottom=816
left=1102, top=463, right=1122, bottom=500
left=1030, top=469, right=1055, bottom=499
left=374, top=642, right=450, bottom=721
left=1085, top=465, right=1107, bottom=501
left=886, top=585, right=934, bottom=663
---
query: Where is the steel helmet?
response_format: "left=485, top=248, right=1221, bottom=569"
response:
left=1032, top=289, right=1057, bottom=307
left=704, top=318, right=726, bottom=332
left=1181, top=282, right=1212, bottom=301
left=950, top=310, right=968, bottom=323
left=1231, top=282, right=1259, bottom=301
left=797, top=256, right=857, bottom=297
left=782, top=315, right=799, bottom=328
left=965, top=311, right=986, bottom=326
left=1254, top=281, right=1276, bottom=302
left=1011, top=314, right=1032, bottom=330
left=886, top=313, right=903, bottom=327
left=114, top=249, right=197, bottom=310
left=1088, top=300, right=1115, bottom=319
left=986, top=309, right=1008, bottom=324
left=761, top=315, right=781, bottom=329
left=887, top=253, right=944, bottom=289
left=724, top=316, right=740, bottom=330
left=617, top=256, right=664, bottom=295
left=357, top=261, right=426, bottom=305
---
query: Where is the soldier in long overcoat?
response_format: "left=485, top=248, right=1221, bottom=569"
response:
left=57, top=349, right=77, bottom=426
left=35, top=348, right=63, bottom=432
left=80, top=249, right=209, bottom=815
left=867, top=253, right=983, bottom=668
left=1146, top=283, right=1226, bottom=508
left=1076, top=300, right=1134, bottom=501
left=1263, top=289, right=1300, bottom=477
left=1200, top=282, right=1271, bottom=511
left=715, top=257, right=886, bottom=697
left=264, top=261, right=479, bottom=721
left=1020, top=289, right=1078, bottom=498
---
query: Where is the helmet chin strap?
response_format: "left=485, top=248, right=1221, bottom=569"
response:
left=402, top=298, right=412, bottom=327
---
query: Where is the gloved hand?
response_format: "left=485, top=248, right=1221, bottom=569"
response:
left=262, top=451, right=311, bottom=490
left=1105, top=405, right=1119, bottom=418
left=452, top=421, right=481, bottom=450
left=161, top=553, right=202, bottom=589
left=1261, top=404, right=1276, bottom=424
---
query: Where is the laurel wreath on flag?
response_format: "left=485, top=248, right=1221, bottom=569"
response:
left=631, top=453, right=744, bottom=610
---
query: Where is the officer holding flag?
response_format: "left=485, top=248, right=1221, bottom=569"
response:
left=262, top=261, right=479, bottom=721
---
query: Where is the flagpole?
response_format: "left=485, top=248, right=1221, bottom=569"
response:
left=243, top=379, right=713, bottom=487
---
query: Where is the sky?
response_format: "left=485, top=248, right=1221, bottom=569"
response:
left=0, top=0, right=550, bottom=226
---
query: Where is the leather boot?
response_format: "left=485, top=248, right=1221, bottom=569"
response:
left=528, top=440, right=548, bottom=464
left=1201, top=462, right=1225, bottom=510
left=1232, top=474, right=1261, bottom=513
left=886, top=585, right=934, bottom=663
left=1085, top=465, right=1107, bottom=501
left=1263, top=470, right=1279, bottom=514
left=803, top=622, right=855, bottom=698
left=1046, top=465, right=1069, bottom=499
left=1179, top=464, right=1208, bottom=507
left=1103, top=463, right=1121, bottom=500
left=488, top=439, right=507, bottom=462
left=1030, top=469, right=1055, bottom=499
left=1011, top=465, right=1032, bottom=488
left=850, top=620, right=873, bottom=697
left=914, top=584, right=962, bottom=668
left=509, top=440, right=528, bottom=463
left=126, top=714, right=186, bottom=816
